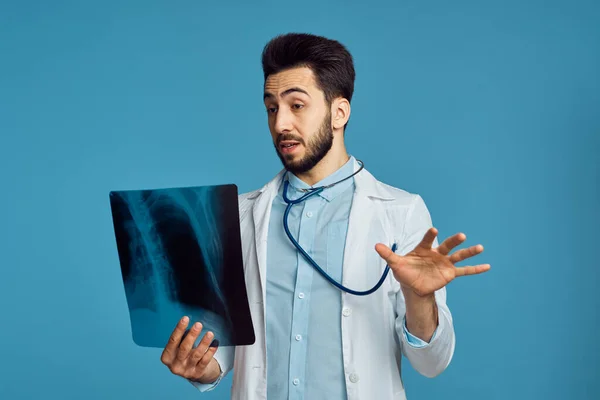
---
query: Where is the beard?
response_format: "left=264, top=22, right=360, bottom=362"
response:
left=273, top=111, right=334, bottom=175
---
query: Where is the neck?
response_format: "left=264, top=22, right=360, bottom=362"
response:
left=294, top=146, right=350, bottom=186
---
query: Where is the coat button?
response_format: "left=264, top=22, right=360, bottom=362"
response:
left=349, top=373, right=359, bottom=383
left=342, top=307, right=352, bottom=317
left=293, top=378, right=300, bottom=386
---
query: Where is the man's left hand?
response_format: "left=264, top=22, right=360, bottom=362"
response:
left=375, top=228, right=491, bottom=297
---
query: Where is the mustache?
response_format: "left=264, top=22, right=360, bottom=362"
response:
left=276, top=134, right=305, bottom=145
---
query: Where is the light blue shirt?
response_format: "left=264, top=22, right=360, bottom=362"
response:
left=265, top=155, right=436, bottom=399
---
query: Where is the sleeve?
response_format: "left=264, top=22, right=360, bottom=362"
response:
left=394, top=195, right=456, bottom=378
left=187, top=346, right=235, bottom=392
left=402, top=316, right=439, bottom=348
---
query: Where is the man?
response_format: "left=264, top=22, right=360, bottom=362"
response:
left=160, top=33, right=490, bottom=400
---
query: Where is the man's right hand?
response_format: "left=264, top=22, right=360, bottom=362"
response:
left=161, top=316, right=221, bottom=384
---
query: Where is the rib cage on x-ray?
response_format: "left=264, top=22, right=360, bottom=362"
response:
left=111, top=185, right=237, bottom=347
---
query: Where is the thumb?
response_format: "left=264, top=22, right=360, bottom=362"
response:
left=375, top=243, right=401, bottom=267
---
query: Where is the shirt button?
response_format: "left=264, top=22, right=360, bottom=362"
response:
left=349, top=373, right=359, bottom=383
left=342, top=307, right=352, bottom=317
left=306, top=211, right=313, bottom=218
left=293, top=378, right=300, bottom=386
left=298, top=293, right=305, bottom=299
left=295, top=334, right=302, bottom=341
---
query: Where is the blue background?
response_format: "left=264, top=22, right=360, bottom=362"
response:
left=1, top=0, right=598, bottom=399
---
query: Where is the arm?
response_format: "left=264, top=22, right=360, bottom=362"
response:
left=393, top=195, right=455, bottom=377
left=377, top=195, right=489, bottom=377
left=404, top=289, right=438, bottom=342
left=395, top=282, right=455, bottom=378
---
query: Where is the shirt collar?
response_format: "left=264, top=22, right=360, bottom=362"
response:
left=282, top=155, right=357, bottom=202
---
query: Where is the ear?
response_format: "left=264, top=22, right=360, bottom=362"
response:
left=331, top=98, right=351, bottom=130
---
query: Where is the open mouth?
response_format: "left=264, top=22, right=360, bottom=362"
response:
left=279, top=141, right=301, bottom=154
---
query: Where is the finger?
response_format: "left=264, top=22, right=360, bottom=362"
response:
left=189, top=330, right=215, bottom=366
left=161, top=316, right=189, bottom=365
left=436, top=233, right=466, bottom=256
left=197, top=343, right=219, bottom=372
left=449, top=244, right=484, bottom=263
left=375, top=243, right=402, bottom=266
left=417, top=227, right=438, bottom=250
left=176, top=321, right=203, bottom=362
left=454, top=264, right=491, bottom=277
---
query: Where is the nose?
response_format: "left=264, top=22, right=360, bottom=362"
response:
left=273, top=107, right=293, bottom=134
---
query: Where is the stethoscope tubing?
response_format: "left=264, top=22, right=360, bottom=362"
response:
left=281, top=161, right=397, bottom=296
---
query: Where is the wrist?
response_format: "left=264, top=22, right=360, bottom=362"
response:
left=401, top=284, right=435, bottom=303
left=194, top=358, right=221, bottom=384
left=402, top=286, right=438, bottom=342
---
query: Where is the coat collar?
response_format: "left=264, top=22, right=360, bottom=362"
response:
left=248, top=157, right=396, bottom=202
left=249, top=157, right=396, bottom=324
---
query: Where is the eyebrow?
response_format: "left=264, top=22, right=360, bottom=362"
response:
left=263, top=87, right=311, bottom=101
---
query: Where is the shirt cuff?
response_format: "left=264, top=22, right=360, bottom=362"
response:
left=187, top=361, right=226, bottom=392
left=402, top=315, right=438, bottom=348
left=188, top=373, right=224, bottom=392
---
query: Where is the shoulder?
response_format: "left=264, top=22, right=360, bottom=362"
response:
left=366, top=172, right=426, bottom=211
left=366, top=174, right=433, bottom=228
left=238, top=189, right=261, bottom=204
left=235, top=168, right=285, bottom=220
left=369, top=177, right=436, bottom=252
left=236, top=189, right=261, bottom=223
left=379, top=181, right=421, bottom=205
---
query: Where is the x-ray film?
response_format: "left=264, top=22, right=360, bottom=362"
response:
left=109, top=183, right=255, bottom=348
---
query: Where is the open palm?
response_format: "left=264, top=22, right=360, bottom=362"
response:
left=375, top=228, right=491, bottom=297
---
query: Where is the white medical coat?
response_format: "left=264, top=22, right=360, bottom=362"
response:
left=203, top=162, right=455, bottom=400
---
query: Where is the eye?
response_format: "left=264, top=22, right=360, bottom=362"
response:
left=266, top=106, right=278, bottom=114
left=292, top=104, right=304, bottom=110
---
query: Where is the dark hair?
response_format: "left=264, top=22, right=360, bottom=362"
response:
left=261, top=33, right=355, bottom=106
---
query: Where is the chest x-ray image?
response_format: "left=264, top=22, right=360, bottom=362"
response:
left=109, top=183, right=255, bottom=348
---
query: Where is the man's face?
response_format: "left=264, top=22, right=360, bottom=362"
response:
left=263, top=67, right=333, bottom=174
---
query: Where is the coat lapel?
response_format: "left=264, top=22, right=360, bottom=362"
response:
left=251, top=170, right=285, bottom=313
left=342, top=159, right=396, bottom=292
left=342, top=186, right=375, bottom=291
left=248, top=160, right=394, bottom=314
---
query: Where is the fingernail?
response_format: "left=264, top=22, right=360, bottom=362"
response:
left=182, top=316, right=189, bottom=324
left=209, top=339, right=219, bottom=348
left=194, top=322, right=201, bottom=330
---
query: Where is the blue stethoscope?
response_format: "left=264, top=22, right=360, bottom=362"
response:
left=281, top=160, right=398, bottom=296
